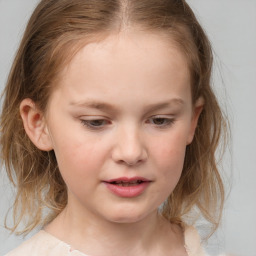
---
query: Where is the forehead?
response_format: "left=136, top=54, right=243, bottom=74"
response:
left=52, top=30, right=191, bottom=106
left=67, top=31, right=188, bottom=71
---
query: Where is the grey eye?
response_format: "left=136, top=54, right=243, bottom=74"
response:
left=150, top=117, right=174, bottom=126
left=81, top=119, right=110, bottom=130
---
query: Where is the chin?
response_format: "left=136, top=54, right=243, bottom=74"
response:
left=105, top=207, right=154, bottom=225
left=110, top=216, right=143, bottom=224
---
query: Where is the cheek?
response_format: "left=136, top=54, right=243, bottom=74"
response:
left=50, top=130, right=108, bottom=187
left=150, top=130, right=188, bottom=189
left=147, top=135, right=187, bottom=207
left=156, top=145, right=186, bottom=183
left=57, top=142, right=101, bottom=172
left=153, top=131, right=187, bottom=167
left=53, top=142, right=103, bottom=200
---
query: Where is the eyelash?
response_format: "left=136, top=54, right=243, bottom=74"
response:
left=80, top=119, right=110, bottom=130
left=147, top=117, right=175, bottom=128
left=80, top=116, right=175, bottom=130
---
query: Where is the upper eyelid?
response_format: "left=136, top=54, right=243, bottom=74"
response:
left=150, top=114, right=174, bottom=117
left=148, top=116, right=175, bottom=124
left=79, top=116, right=175, bottom=130
left=79, top=115, right=108, bottom=119
left=148, top=116, right=175, bottom=122
left=148, top=114, right=175, bottom=120
left=80, top=119, right=111, bottom=131
left=80, top=118, right=110, bottom=124
left=79, top=115, right=175, bottom=121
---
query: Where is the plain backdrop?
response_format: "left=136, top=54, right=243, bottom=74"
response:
left=0, top=1, right=256, bottom=255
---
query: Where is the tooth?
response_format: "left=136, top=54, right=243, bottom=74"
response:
left=111, top=180, right=146, bottom=186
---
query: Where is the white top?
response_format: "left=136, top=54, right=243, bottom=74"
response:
left=5, top=226, right=216, bottom=256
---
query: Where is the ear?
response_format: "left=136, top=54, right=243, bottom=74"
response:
left=20, top=98, right=53, bottom=151
left=187, top=97, right=204, bottom=145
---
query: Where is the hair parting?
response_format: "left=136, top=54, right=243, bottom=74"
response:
left=0, top=0, right=228, bottom=235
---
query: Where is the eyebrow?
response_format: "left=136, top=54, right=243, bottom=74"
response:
left=69, top=98, right=184, bottom=113
left=143, top=99, right=184, bottom=113
left=70, top=100, right=118, bottom=114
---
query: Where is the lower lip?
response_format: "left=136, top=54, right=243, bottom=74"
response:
left=103, top=182, right=150, bottom=198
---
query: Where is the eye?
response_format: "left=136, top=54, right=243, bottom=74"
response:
left=80, top=119, right=110, bottom=130
left=147, top=116, right=175, bottom=127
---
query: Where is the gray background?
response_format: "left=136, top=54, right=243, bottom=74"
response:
left=0, top=0, right=255, bottom=255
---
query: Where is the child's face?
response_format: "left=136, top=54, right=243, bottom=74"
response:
left=42, top=31, right=201, bottom=223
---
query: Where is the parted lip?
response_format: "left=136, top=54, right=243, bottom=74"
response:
left=103, top=176, right=151, bottom=183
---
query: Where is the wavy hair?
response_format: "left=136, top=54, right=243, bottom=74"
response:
left=0, top=0, right=228, bottom=234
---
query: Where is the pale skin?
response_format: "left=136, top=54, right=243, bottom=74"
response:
left=20, top=30, right=203, bottom=256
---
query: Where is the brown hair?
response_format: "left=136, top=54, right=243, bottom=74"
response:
left=1, top=0, right=227, bottom=235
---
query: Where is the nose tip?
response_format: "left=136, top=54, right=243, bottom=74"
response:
left=111, top=132, right=148, bottom=166
left=122, top=151, right=147, bottom=166
left=114, top=149, right=148, bottom=166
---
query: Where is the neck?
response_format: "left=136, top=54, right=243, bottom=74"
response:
left=45, top=203, right=184, bottom=256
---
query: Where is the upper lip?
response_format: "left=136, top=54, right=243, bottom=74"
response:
left=103, top=177, right=151, bottom=183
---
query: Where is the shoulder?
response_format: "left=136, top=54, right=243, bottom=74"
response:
left=184, top=225, right=207, bottom=256
left=4, top=230, right=70, bottom=256
left=183, top=225, right=229, bottom=256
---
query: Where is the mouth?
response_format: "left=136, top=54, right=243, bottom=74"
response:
left=108, top=180, right=146, bottom=187
left=104, top=177, right=151, bottom=186
left=103, top=177, right=151, bottom=197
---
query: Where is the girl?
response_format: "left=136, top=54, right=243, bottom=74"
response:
left=1, top=0, right=228, bottom=255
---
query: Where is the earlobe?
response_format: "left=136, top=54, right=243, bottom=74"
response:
left=187, top=97, right=204, bottom=145
left=20, top=98, right=53, bottom=151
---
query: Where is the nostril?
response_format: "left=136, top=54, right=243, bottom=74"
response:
left=111, top=134, right=148, bottom=165
left=113, top=151, right=148, bottom=166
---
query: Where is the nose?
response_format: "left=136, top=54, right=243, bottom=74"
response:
left=111, top=126, right=148, bottom=166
